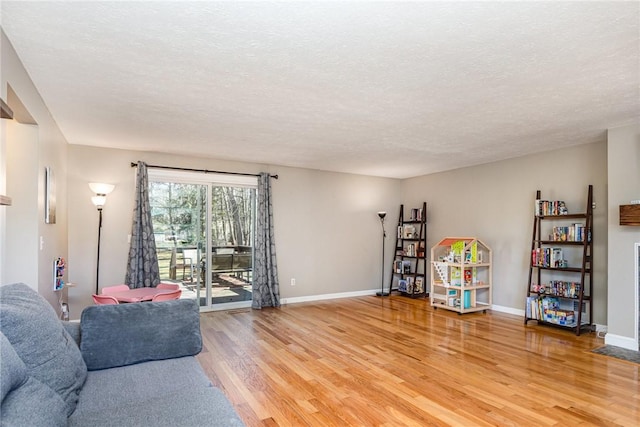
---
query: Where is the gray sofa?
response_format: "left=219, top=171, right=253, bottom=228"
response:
left=0, top=283, right=244, bottom=426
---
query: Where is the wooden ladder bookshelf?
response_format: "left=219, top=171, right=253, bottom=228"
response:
left=525, top=185, right=593, bottom=335
left=389, top=203, right=427, bottom=297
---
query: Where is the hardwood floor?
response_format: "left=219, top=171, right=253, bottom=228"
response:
left=196, top=296, right=640, bottom=426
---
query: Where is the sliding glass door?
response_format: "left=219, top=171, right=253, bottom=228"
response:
left=148, top=170, right=257, bottom=310
left=208, top=186, right=255, bottom=305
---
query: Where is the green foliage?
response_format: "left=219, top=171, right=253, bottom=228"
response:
left=149, top=182, right=254, bottom=249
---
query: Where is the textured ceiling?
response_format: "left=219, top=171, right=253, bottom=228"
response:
left=1, top=1, right=638, bottom=178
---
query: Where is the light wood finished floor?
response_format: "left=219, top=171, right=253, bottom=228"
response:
left=196, top=296, right=640, bottom=426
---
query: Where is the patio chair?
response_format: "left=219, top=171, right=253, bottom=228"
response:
left=157, top=283, right=180, bottom=291
left=152, top=290, right=182, bottom=302
left=181, top=249, right=199, bottom=282
left=172, top=250, right=196, bottom=282
left=92, top=294, right=119, bottom=305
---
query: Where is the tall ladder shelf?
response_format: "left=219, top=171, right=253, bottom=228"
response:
left=389, top=203, right=427, bottom=297
left=524, top=185, right=593, bottom=336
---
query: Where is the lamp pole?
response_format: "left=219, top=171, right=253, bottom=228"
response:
left=96, top=206, right=103, bottom=295
left=376, top=211, right=388, bottom=297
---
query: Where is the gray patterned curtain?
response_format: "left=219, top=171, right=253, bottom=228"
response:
left=124, top=162, right=160, bottom=288
left=252, top=172, right=280, bottom=309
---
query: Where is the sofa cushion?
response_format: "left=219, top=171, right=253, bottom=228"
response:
left=73, top=357, right=212, bottom=414
left=1, top=376, right=68, bottom=427
left=69, top=357, right=244, bottom=426
left=0, top=332, right=68, bottom=427
left=0, top=283, right=88, bottom=416
left=69, top=385, right=244, bottom=427
left=80, top=299, right=202, bottom=370
left=0, top=332, right=27, bottom=401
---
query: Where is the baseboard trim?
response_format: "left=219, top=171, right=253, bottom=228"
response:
left=604, top=333, right=638, bottom=351
left=281, top=289, right=379, bottom=305
left=491, top=304, right=525, bottom=317
left=199, top=301, right=252, bottom=312
left=594, top=324, right=607, bottom=333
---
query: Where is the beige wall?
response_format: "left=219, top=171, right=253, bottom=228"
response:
left=402, top=142, right=608, bottom=324
left=67, top=145, right=401, bottom=317
left=606, top=123, right=640, bottom=349
left=4, top=122, right=38, bottom=287
left=0, top=30, right=69, bottom=312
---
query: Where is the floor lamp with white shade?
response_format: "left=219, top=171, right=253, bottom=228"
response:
left=89, top=182, right=115, bottom=295
left=375, top=211, right=389, bottom=297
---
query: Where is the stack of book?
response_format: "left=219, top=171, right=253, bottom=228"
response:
left=550, top=224, right=585, bottom=241
left=535, top=199, right=568, bottom=216
left=531, top=247, right=564, bottom=267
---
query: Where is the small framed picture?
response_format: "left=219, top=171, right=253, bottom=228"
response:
left=53, top=257, right=65, bottom=291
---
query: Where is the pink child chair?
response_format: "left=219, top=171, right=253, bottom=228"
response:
left=151, top=290, right=181, bottom=302
left=156, top=283, right=180, bottom=291
left=92, top=294, right=119, bottom=305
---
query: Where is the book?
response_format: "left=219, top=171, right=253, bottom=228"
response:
left=450, top=267, right=462, bottom=286
left=402, top=260, right=411, bottom=274
left=393, top=260, right=403, bottom=273
left=536, top=199, right=569, bottom=216
left=406, top=276, right=415, bottom=293
left=405, top=244, right=415, bottom=257
left=414, top=277, right=424, bottom=293
left=403, top=225, right=416, bottom=238
left=551, top=248, right=563, bottom=268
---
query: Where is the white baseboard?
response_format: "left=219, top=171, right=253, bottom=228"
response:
left=281, top=289, right=379, bottom=305
left=199, top=301, right=252, bottom=312
left=604, top=333, right=638, bottom=351
left=491, top=304, right=525, bottom=317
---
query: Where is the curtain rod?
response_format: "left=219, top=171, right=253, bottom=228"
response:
left=130, top=162, right=278, bottom=179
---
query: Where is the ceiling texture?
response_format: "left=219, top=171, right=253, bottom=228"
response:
left=1, top=1, right=638, bottom=179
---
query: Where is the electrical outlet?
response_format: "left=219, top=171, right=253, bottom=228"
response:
left=290, top=278, right=296, bottom=286
left=60, top=303, right=69, bottom=321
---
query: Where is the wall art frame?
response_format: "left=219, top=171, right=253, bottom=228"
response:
left=45, top=166, right=56, bottom=224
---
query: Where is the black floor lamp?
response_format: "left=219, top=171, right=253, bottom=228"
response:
left=89, top=183, right=115, bottom=295
left=375, top=211, right=388, bottom=297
